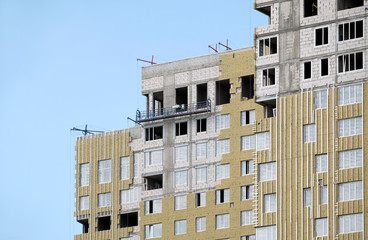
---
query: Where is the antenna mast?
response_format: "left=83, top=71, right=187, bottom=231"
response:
left=70, top=125, right=104, bottom=136
left=137, top=55, right=157, bottom=65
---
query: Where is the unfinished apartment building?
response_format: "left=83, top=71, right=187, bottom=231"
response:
left=74, top=0, right=368, bottom=239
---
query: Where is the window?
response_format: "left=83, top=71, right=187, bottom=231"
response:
left=241, top=160, right=254, bottom=175
left=338, top=213, right=363, bottom=234
left=197, top=118, right=207, bottom=133
left=241, top=135, right=255, bottom=150
left=337, top=0, right=363, bottom=11
left=145, top=126, right=163, bottom=141
left=133, top=154, right=139, bottom=178
left=304, top=0, right=317, bottom=17
left=315, top=154, right=327, bottom=173
left=241, top=185, right=254, bottom=201
left=241, top=110, right=255, bottom=125
left=304, top=188, right=311, bottom=207
left=338, top=148, right=362, bottom=169
left=315, top=218, right=328, bottom=237
left=304, top=124, right=316, bottom=142
left=98, top=159, right=111, bottom=184
left=120, top=212, right=138, bottom=228
left=175, top=220, right=187, bottom=235
left=145, top=199, right=162, bottom=215
left=338, top=52, right=363, bottom=73
left=257, top=225, right=277, bottom=240
left=256, top=132, right=270, bottom=150
left=120, top=156, right=130, bottom=180
left=338, top=181, right=363, bottom=202
left=196, top=192, right=206, bottom=207
left=120, top=188, right=138, bottom=204
left=196, top=142, right=207, bottom=159
left=321, top=58, right=329, bottom=76
left=175, top=121, right=187, bottom=136
left=196, top=217, right=206, bottom=232
left=144, top=174, right=163, bottom=190
left=262, top=68, right=275, bottom=86
left=216, top=214, right=230, bottom=229
left=320, top=185, right=328, bottom=204
left=196, top=166, right=207, bottom=184
left=80, top=196, right=89, bottom=210
left=264, top=193, right=277, bottom=213
left=97, top=216, right=110, bottom=231
left=338, top=20, right=363, bottom=41
left=338, top=117, right=362, bottom=137
left=144, top=149, right=163, bottom=167
left=338, top=84, right=362, bottom=105
left=241, top=236, right=255, bottom=240
left=315, top=27, right=328, bottom=46
left=216, top=189, right=230, bottom=204
left=145, top=223, right=162, bottom=239
left=216, top=79, right=230, bottom=105
left=315, top=89, right=327, bottom=109
left=121, top=235, right=139, bottom=240
left=259, top=162, right=276, bottom=182
left=241, top=210, right=254, bottom=226
left=241, top=75, right=255, bottom=99
left=175, top=170, right=188, bottom=187
left=216, top=139, right=230, bottom=156
left=304, top=61, right=311, bottom=79
left=175, top=195, right=187, bottom=210
left=259, top=36, right=277, bottom=56
left=175, top=145, right=188, bottom=163
left=216, top=164, right=230, bottom=181
left=216, top=114, right=230, bottom=131
left=80, top=163, right=89, bottom=186
left=98, top=192, right=111, bottom=207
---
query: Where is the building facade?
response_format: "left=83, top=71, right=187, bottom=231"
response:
left=74, top=1, right=368, bottom=239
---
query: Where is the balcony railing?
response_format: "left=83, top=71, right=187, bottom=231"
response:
left=136, top=99, right=211, bottom=122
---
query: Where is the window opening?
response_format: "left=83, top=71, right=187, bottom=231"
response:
left=197, top=83, right=207, bottom=103
left=315, top=27, right=328, bottom=46
left=176, top=87, right=188, bottom=112
left=337, top=0, right=363, bottom=11
left=304, top=62, right=311, bottom=79
left=144, top=174, right=163, bottom=190
left=153, top=91, right=163, bottom=116
left=259, top=37, right=277, bottom=56
left=77, top=219, right=89, bottom=233
left=339, top=20, right=363, bottom=41
left=304, top=0, right=317, bottom=17
left=145, top=126, right=163, bottom=141
left=216, top=79, right=230, bottom=105
left=338, top=52, right=363, bottom=73
left=197, top=118, right=207, bottom=133
left=262, top=68, right=275, bottom=86
left=97, top=216, right=111, bottom=231
left=120, top=212, right=138, bottom=228
left=175, top=122, right=187, bottom=136
left=321, top=58, right=328, bottom=76
left=241, top=75, right=254, bottom=99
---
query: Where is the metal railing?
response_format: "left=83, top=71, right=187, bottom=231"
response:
left=136, top=99, right=211, bottom=122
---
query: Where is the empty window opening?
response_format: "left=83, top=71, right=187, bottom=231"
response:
left=197, top=83, right=207, bottom=103
left=144, top=94, right=149, bottom=113
left=144, top=174, right=163, bottom=190
left=175, top=122, right=188, bottom=136
left=120, top=212, right=138, bottom=228
left=339, top=20, right=363, bottom=41
left=304, top=62, right=311, bottom=79
left=153, top=91, right=163, bottom=116
left=321, top=58, right=329, bottom=76
left=77, top=219, right=89, bottom=234
left=145, top=126, right=163, bottom=141
left=260, top=99, right=276, bottom=118
left=97, top=216, right=111, bottom=231
left=262, top=68, right=275, bottom=87
left=259, top=37, right=277, bottom=56
left=216, top=79, right=230, bottom=105
left=176, top=87, right=188, bottom=111
left=304, top=0, right=317, bottom=17
left=197, top=118, right=207, bottom=133
left=315, top=27, right=328, bottom=46
left=338, top=52, right=363, bottom=73
left=256, top=6, right=271, bottom=24
left=338, top=0, right=363, bottom=11
left=241, top=75, right=254, bottom=99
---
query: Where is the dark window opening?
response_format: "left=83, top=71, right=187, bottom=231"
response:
left=262, top=68, right=275, bottom=87
left=144, top=174, right=163, bottom=190
left=315, top=27, right=328, bottom=46
left=145, top=126, right=163, bottom=141
left=338, top=52, right=363, bottom=73
left=77, top=219, right=89, bottom=234
left=338, top=20, right=363, bottom=41
left=321, top=58, right=329, bottom=76
left=304, top=62, right=311, bottom=79
left=216, top=79, right=230, bottom=105
left=260, top=99, right=276, bottom=118
left=176, top=87, right=188, bottom=112
left=197, top=83, right=207, bottom=103
left=97, top=216, right=111, bottom=231
left=120, top=212, right=138, bottom=228
left=241, top=75, right=254, bottom=99
left=197, top=118, right=207, bottom=133
left=144, top=94, right=149, bottom=113
left=256, top=6, right=271, bottom=24
left=175, top=122, right=188, bottom=136
left=153, top=91, right=163, bottom=116
left=304, top=0, right=318, bottom=17
left=259, top=37, right=277, bottom=56
left=337, top=0, right=363, bottom=11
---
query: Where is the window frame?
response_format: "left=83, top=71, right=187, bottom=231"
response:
left=315, top=26, right=329, bottom=46
left=338, top=19, right=364, bottom=42
left=338, top=51, right=364, bottom=74
left=258, top=35, right=278, bottom=57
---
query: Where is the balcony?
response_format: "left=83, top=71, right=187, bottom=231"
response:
left=136, top=99, right=211, bottom=122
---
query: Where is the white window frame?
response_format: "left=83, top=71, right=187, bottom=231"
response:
left=256, top=132, right=270, bottom=150
left=215, top=213, right=230, bottom=229
left=241, top=110, right=256, bottom=126
left=338, top=52, right=364, bottom=73
left=241, top=160, right=254, bottom=175
left=320, top=185, right=328, bottom=205
left=196, top=192, right=206, bottom=207
left=338, top=181, right=363, bottom=202
left=80, top=196, right=89, bottom=210
left=262, top=68, right=276, bottom=87
left=338, top=117, right=362, bottom=137
left=264, top=193, right=277, bottom=213
left=144, top=149, right=164, bottom=167
left=315, top=218, right=328, bottom=237
left=338, top=148, right=363, bottom=169
left=241, top=135, right=255, bottom=150
left=258, top=36, right=278, bottom=57
left=98, top=192, right=111, bottom=207
left=196, top=217, right=206, bottom=232
left=256, top=225, right=277, bottom=240
left=98, top=159, right=111, bottom=184
left=120, top=188, right=139, bottom=204
left=196, top=166, right=207, bottom=184
left=241, top=236, right=256, bottom=240
left=196, top=142, right=207, bottom=159
left=304, top=124, right=316, bottom=143
left=175, top=195, right=187, bottom=210
left=259, top=162, right=276, bottom=182
left=216, top=164, right=230, bottom=181
left=174, top=145, right=188, bottom=163
left=174, top=169, right=188, bottom=187
left=145, top=223, right=162, bottom=239
left=120, top=156, right=130, bottom=180
left=315, top=89, right=328, bottom=109
left=241, top=210, right=254, bottom=226
left=216, top=139, right=230, bottom=156
left=304, top=188, right=311, bottom=207
left=216, top=189, right=230, bottom=204
left=174, top=220, right=187, bottom=235
left=196, top=118, right=207, bottom=133
left=338, top=19, right=364, bottom=42
left=145, top=198, right=162, bottom=215
left=338, top=84, right=362, bottom=106
left=315, top=154, right=328, bottom=173
left=80, top=163, right=90, bottom=186
left=241, top=185, right=254, bottom=201
left=315, top=26, right=329, bottom=46
left=216, top=114, right=230, bottom=131
left=338, top=213, right=363, bottom=234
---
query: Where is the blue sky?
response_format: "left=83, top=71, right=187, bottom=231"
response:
left=0, top=1, right=267, bottom=239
